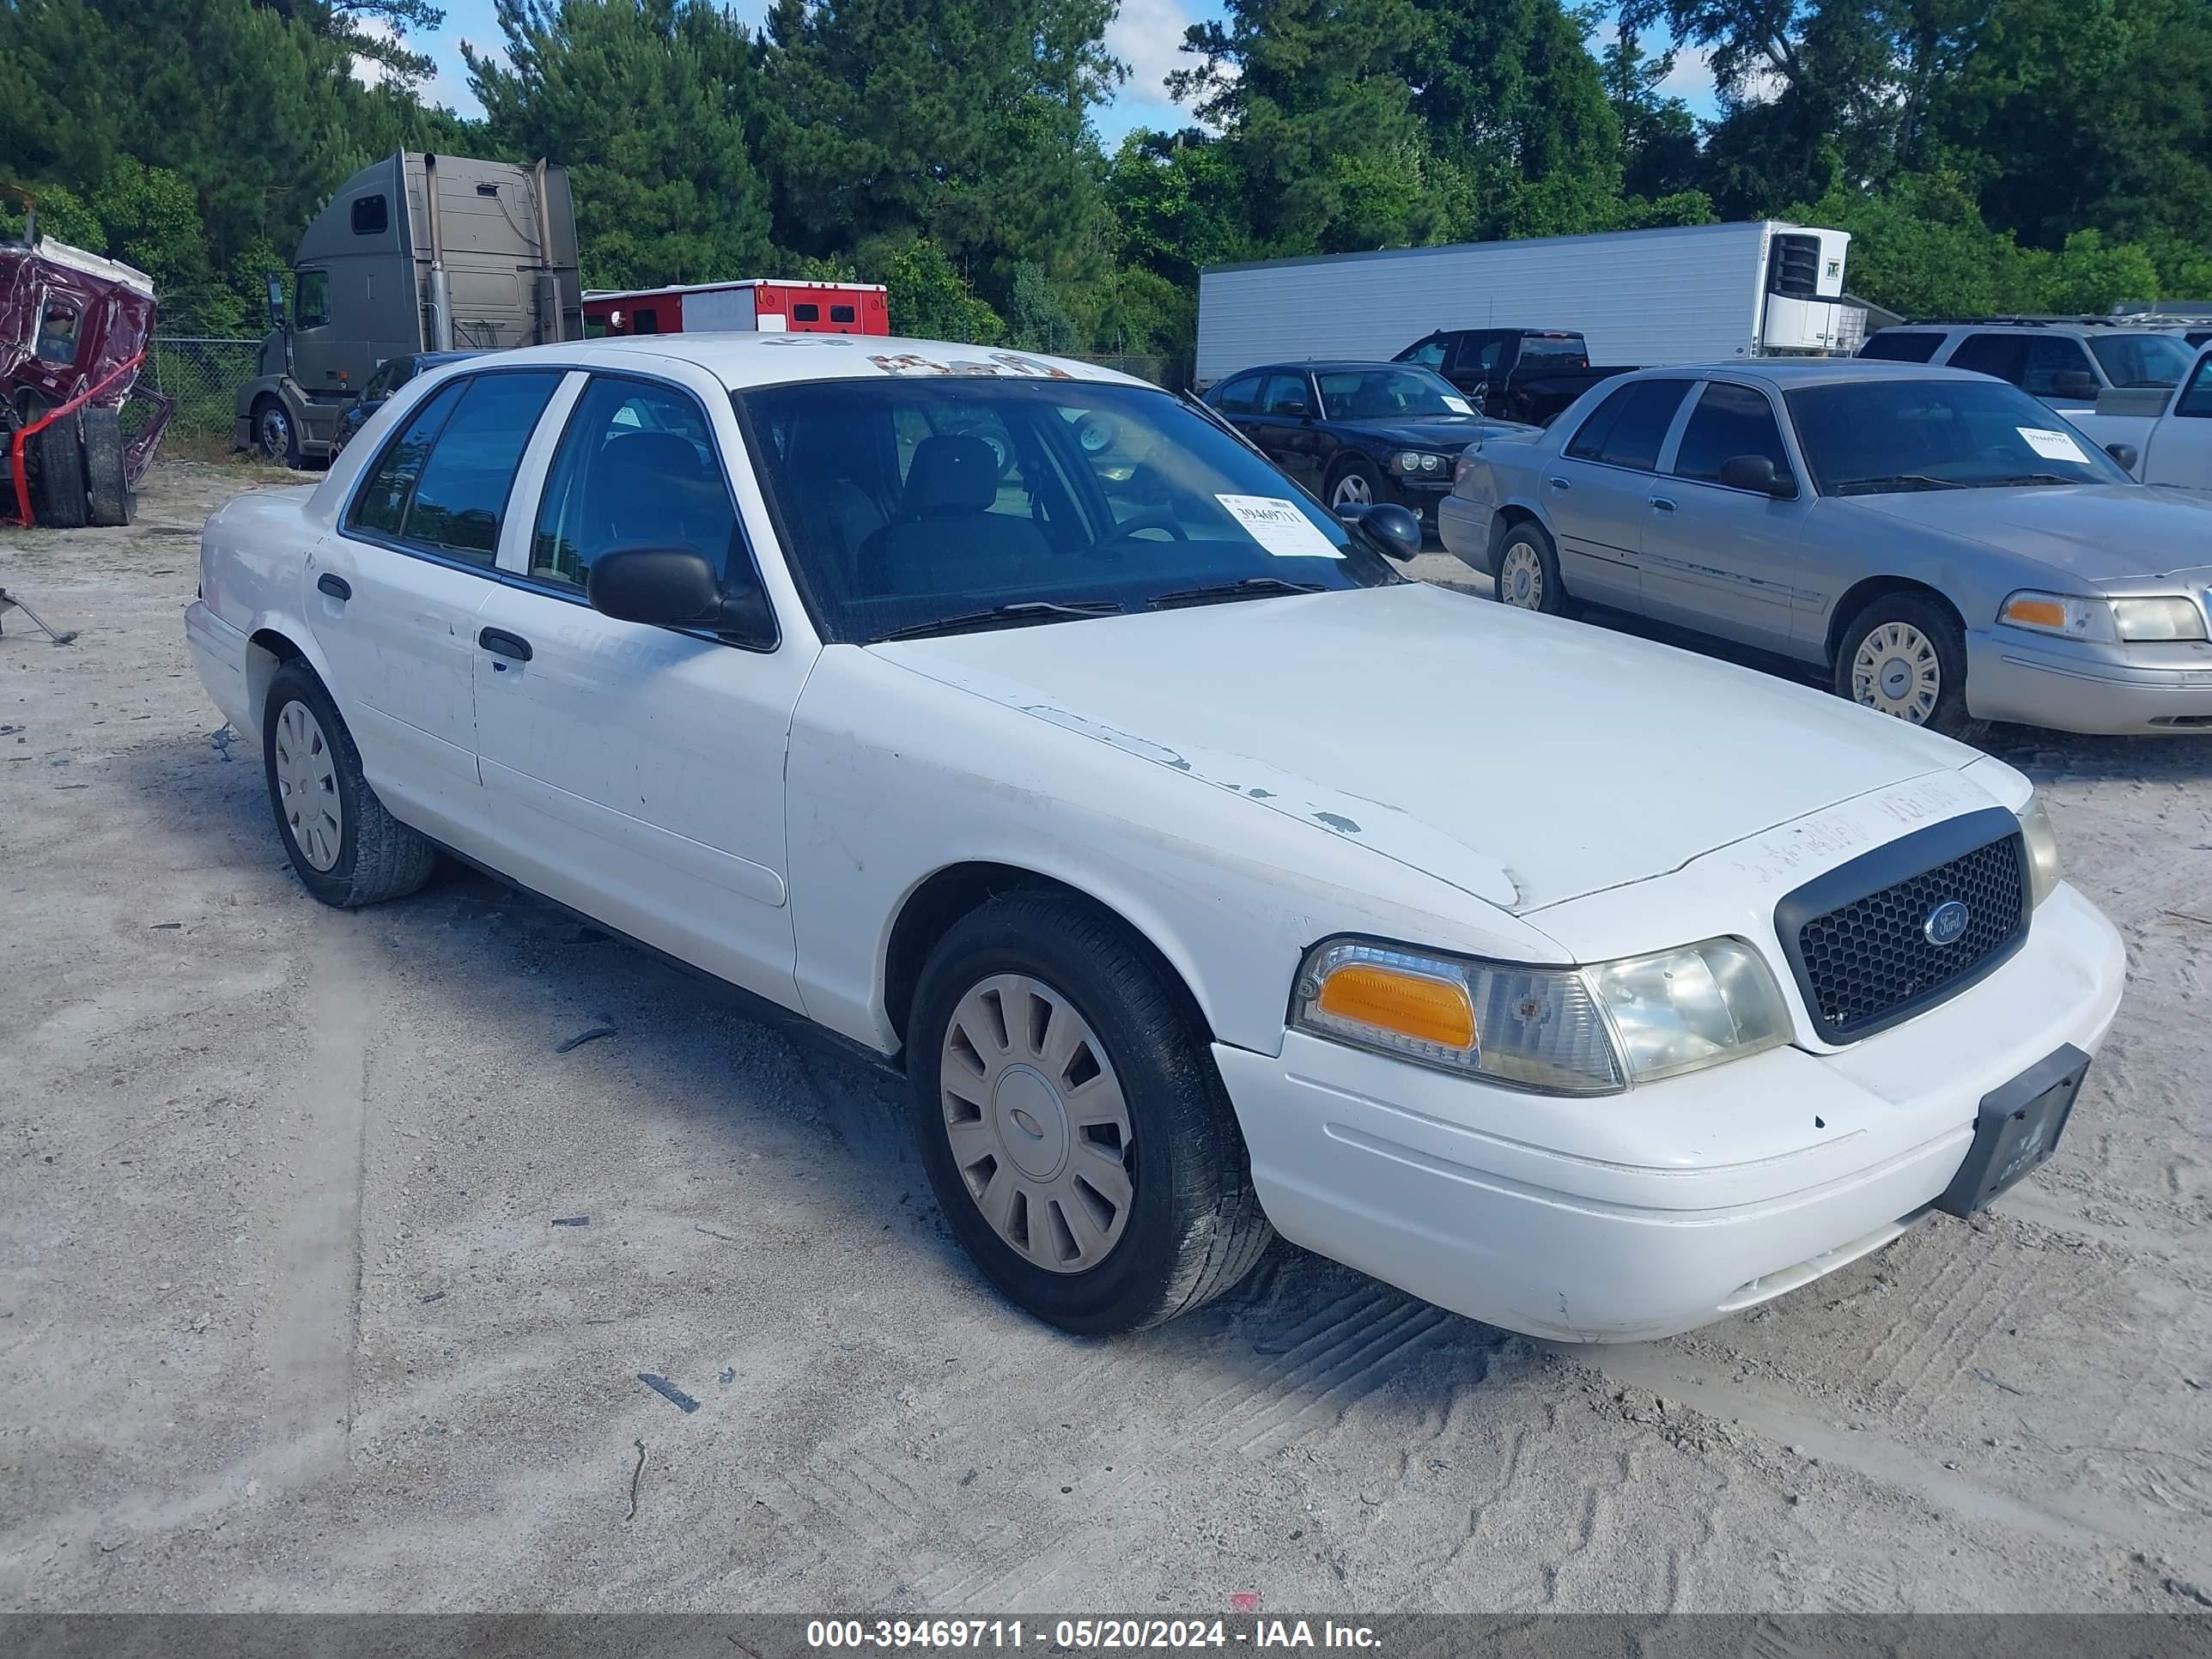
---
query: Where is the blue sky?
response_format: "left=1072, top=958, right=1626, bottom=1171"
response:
left=411, top=0, right=1718, bottom=140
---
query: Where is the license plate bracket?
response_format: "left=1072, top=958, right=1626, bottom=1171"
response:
left=1935, top=1042, right=2090, bottom=1218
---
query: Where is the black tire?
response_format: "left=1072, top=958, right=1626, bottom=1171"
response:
left=1325, top=455, right=1386, bottom=514
left=82, top=406, right=130, bottom=527
left=252, top=395, right=302, bottom=468
left=1832, top=591, right=1988, bottom=744
left=27, top=415, right=88, bottom=529
left=1492, top=520, right=1566, bottom=614
left=907, top=891, right=1273, bottom=1334
left=262, top=662, right=438, bottom=908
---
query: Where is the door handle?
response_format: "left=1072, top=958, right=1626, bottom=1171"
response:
left=1547, top=476, right=1570, bottom=491
left=1648, top=496, right=1678, bottom=512
left=316, top=573, right=351, bottom=602
left=477, top=627, right=533, bottom=663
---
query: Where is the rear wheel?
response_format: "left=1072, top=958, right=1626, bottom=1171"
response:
left=907, top=891, right=1273, bottom=1334
left=27, top=415, right=88, bottom=529
left=262, top=663, right=438, bottom=908
left=1833, top=592, right=1987, bottom=744
left=1492, top=520, right=1565, bottom=614
left=82, top=407, right=131, bottom=527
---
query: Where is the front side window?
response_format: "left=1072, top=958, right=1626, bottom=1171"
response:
left=1786, top=378, right=2132, bottom=495
left=739, top=377, right=1401, bottom=644
left=1672, top=382, right=1795, bottom=490
left=2176, top=353, right=2212, bottom=418
left=1315, top=368, right=1467, bottom=420
left=2088, top=331, right=2194, bottom=390
left=349, top=372, right=562, bottom=561
left=1565, top=378, right=1693, bottom=470
left=1397, top=337, right=1448, bottom=368
left=295, top=270, right=330, bottom=329
left=528, top=377, right=742, bottom=592
left=1260, top=374, right=1310, bottom=416
left=2021, top=336, right=2096, bottom=398
left=34, top=300, right=81, bottom=365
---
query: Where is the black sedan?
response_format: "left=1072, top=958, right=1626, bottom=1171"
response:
left=1202, top=361, right=1531, bottom=528
left=331, top=349, right=484, bottom=456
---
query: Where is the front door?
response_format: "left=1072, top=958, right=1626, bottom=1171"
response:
left=472, top=368, right=813, bottom=1009
left=1638, top=380, right=1809, bottom=654
left=2146, top=352, right=2212, bottom=489
left=1244, top=371, right=1322, bottom=489
left=1543, top=377, right=1695, bottom=612
left=310, top=368, right=565, bottom=846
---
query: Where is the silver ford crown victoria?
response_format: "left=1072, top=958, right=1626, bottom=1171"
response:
left=1441, top=361, right=2212, bottom=738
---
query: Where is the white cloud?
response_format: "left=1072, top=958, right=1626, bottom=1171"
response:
left=1106, top=0, right=1202, bottom=108
left=1655, top=41, right=1715, bottom=102
left=348, top=17, right=402, bottom=87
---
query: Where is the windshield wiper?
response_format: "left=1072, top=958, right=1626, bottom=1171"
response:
left=1147, top=576, right=1328, bottom=609
left=876, top=599, right=1125, bottom=642
left=1979, top=472, right=2079, bottom=487
left=1833, top=473, right=1969, bottom=495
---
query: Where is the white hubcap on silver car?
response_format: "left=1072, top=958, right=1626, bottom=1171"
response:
left=1852, top=623, right=1942, bottom=724
left=939, top=974, right=1134, bottom=1274
left=1498, top=542, right=1546, bottom=609
left=274, top=699, right=343, bottom=870
left=1331, top=472, right=1372, bottom=507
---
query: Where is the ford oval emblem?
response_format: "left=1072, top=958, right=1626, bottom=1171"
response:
left=1924, top=900, right=1971, bottom=946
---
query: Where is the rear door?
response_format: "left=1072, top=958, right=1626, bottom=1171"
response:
left=1639, top=380, right=1811, bottom=654
left=309, top=368, right=565, bottom=847
left=2145, top=351, right=2212, bottom=489
left=1541, top=377, right=1696, bottom=611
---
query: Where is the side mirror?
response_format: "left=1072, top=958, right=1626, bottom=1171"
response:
left=1719, top=453, right=1794, bottom=498
left=586, top=548, right=775, bottom=644
left=1275, top=399, right=1311, bottom=419
left=1335, top=501, right=1424, bottom=561
left=265, top=275, right=287, bottom=327
left=2051, top=370, right=2100, bottom=403
left=2105, top=441, right=2140, bottom=472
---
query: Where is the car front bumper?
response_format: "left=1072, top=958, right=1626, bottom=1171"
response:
left=1213, top=882, right=2124, bottom=1342
left=1382, top=476, right=1454, bottom=535
left=1966, top=627, right=2212, bottom=733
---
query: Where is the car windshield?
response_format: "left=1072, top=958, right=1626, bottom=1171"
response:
left=1314, top=368, right=1470, bottom=421
left=737, top=376, right=1401, bottom=643
left=2087, top=331, right=2194, bottom=389
left=1784, top=377, right=2133, bottom=495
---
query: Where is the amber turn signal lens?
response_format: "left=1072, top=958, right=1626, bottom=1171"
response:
left=1315, top=963, right=1477, bottom=1051
left=2001, top=595, right=2069, bottom=629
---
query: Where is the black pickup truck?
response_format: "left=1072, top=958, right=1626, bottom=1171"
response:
left=1394, top=328, right=1636, bottom=427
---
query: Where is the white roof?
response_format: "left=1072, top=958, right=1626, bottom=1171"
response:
left=489, top=332, right=1144, bottom=392
left=33, top=237, right=155, bottom=297
left=582, top=278, right=888, bottom=302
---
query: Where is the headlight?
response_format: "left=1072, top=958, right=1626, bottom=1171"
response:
left=2018, top=794, right=2062, bottom=908
left=1998, top=591, right=2207, bottom=643
left=1394, top=451, right=1446, bottom=475
left=1292, top=935, right=1791, bottom=1095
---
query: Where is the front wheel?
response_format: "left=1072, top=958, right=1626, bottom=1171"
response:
left=907, top=892, right=1273, bottom=1334
left=1328, top=458, right=1383, bottom=511
left=262, top=663, right=438, bottom=908
left=1833, top=592, right=1987, bottom=744
left=253, top=396, right=302, bottom=468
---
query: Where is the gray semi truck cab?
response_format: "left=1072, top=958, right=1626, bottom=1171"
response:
left=236, top=152, right=581, bottom=465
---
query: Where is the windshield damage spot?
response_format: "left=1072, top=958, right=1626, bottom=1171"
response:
left=868, top=351, right=1076, bottom=381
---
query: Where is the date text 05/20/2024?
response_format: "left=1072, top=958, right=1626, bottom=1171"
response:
left=805, top=1620, right=1383, bottom=1651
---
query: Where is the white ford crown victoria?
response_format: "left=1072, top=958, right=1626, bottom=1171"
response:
left=185, top=334, right=2126, bottom=1342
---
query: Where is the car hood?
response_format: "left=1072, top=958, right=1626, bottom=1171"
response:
left=1836, top=483, right=2212, bottom=584
left=871, top=584, right=1970, bottom=915
left=1340, top=416, right=1493, bottom=450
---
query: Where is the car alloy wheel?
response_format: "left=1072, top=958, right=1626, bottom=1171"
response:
left=938, top=972, right=1135, bottom=1274
left=1851, top=622, right=1942, bottom=724
left=273, top=698, right=344, bottom=870
left=1498, top=541, right=1547, bottom=609
left=1330, top=471, right=1373, bottom=507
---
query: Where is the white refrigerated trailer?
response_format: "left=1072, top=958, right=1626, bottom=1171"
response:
left=1194, top=220, right=1853, bottom=385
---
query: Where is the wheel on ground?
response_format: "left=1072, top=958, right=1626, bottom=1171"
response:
left=1833, top=592, right=1986, bottom=743
left=907, top=891, right=1273, bottom=1334
left=82, top=406, right=130, bottom=526
left=253, top=396, right=302, bottom=468
left=1327, top=457, right=1384, bottom=512
left=261, top=662, right=438, bottom=908
left=27, top=415, right=88, bottom=529
left=1492, top=521, right=1565, bottom=614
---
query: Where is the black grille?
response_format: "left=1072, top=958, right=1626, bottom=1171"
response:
left=1767, top=233, right=1823, bottom=298
left=1777, top=809, right=2029, bottom=1042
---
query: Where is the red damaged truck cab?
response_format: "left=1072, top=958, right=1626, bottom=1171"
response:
left=583, top=278, right=890, bottom=338
left=1, top=232, right=173, bottom=527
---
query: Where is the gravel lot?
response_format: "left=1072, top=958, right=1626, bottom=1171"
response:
left=5, top=465, right=2210, bottom=1614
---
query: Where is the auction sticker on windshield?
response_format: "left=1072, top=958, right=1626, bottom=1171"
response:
left=2019, top=427, right=2090, bottom=464
left=1215, top=495, right=1345, bottom=558
left=1441, top=394, right=1474, bottom=414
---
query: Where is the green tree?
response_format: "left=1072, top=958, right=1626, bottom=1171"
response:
left=1599, top=22, right=1704, bottom=202
left=884, top=237, right=1006, bottom=343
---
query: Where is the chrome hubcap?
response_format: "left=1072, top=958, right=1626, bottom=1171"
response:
left=1498, top=543, right=1546, bottom=608
left=1851, top=623, right=1941, bottom=724
left=274, top=699, right=343, bottom=870
left=1331, top=472, right=1372, bottom=507
left=261, top=409, right=291, bottom=457
left=939, top=974, right=1133, bottom=1274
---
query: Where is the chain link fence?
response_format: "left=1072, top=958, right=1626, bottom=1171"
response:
left=1066, top=352, right=1187, bottom=390
left=136, top=336, right=260, bottom=453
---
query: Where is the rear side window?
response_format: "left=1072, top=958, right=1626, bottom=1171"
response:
left=349, top=372, right=562, bottom=562
left=527, top=377, right=744, bottom=593
left=1565, top=379, right=1692, bottom=471
left=351, top=195, right=388, bottom=236
left=1673, top=383, right=1794, bottom=489
left=1858, top=331, right=1942, bottom=364
left=1947, top=333, right=2028, bottom=384
left=830, top=304, right=856, bottom=324
left=793, top=303, right=821, bottom=322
